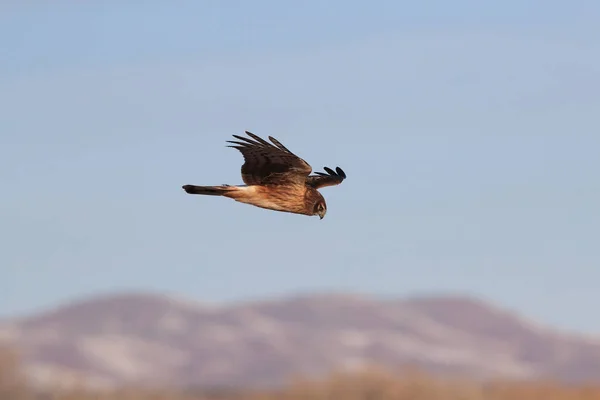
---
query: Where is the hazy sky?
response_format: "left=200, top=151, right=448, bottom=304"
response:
left=2, top=1, right=599, bottom=334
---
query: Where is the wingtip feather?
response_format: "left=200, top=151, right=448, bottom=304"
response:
left=243, top=131, right=271, bottom=146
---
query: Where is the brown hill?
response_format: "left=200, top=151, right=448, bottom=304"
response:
left=1, top=292, right=599, bottom=390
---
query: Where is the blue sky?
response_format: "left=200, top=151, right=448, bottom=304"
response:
left=1, top=1, right=599, bottom=333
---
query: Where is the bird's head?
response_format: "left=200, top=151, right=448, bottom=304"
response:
left=313, top=198, right=327, bottom=220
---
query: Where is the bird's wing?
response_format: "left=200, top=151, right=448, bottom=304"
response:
left=306, top=166, right=347, bottom=189
left=227, top=131, right=313, bottom=186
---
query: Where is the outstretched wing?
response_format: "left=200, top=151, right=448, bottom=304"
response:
left=306, top=166, right=347, bottom=189
left=227, top=131, right=312, bottom=186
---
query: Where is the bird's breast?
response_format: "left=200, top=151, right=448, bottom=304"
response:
left=230, top=185, right=308, bottom=213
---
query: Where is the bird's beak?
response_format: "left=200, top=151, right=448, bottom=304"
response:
left=319, top=214, right=324, bottom=220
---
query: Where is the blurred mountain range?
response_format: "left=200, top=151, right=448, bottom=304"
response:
left=1, top=292, right=599, bottom=389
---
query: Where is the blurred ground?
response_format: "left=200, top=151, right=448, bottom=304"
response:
left=2, top=345, right=600, bottom=400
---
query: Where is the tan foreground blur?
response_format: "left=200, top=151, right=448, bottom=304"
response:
left=2, top=345, right=599, bottom=400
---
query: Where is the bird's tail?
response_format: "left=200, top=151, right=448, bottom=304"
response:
left=182, top=184, right=236, bottom=196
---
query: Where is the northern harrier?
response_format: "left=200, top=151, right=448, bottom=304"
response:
left=182, top=131, right=346, bottom=219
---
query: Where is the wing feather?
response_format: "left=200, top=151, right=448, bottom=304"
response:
left=227, top=131, right=312, bottom=186
left=306, top=166, right=347, bottom=189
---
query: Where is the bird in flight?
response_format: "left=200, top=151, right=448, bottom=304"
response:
left=182, top=131, right=346, bottom=219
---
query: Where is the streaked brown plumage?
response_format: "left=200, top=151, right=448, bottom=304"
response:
left=182, top=131, right=346, bottom=219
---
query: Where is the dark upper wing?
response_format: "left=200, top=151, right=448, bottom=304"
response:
left=306, top=166, right=347, bottom=189
left=226, top=131, right=312, bottom=186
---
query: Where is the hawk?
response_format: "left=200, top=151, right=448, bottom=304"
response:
left=182, top=131, right=346, bottom=219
